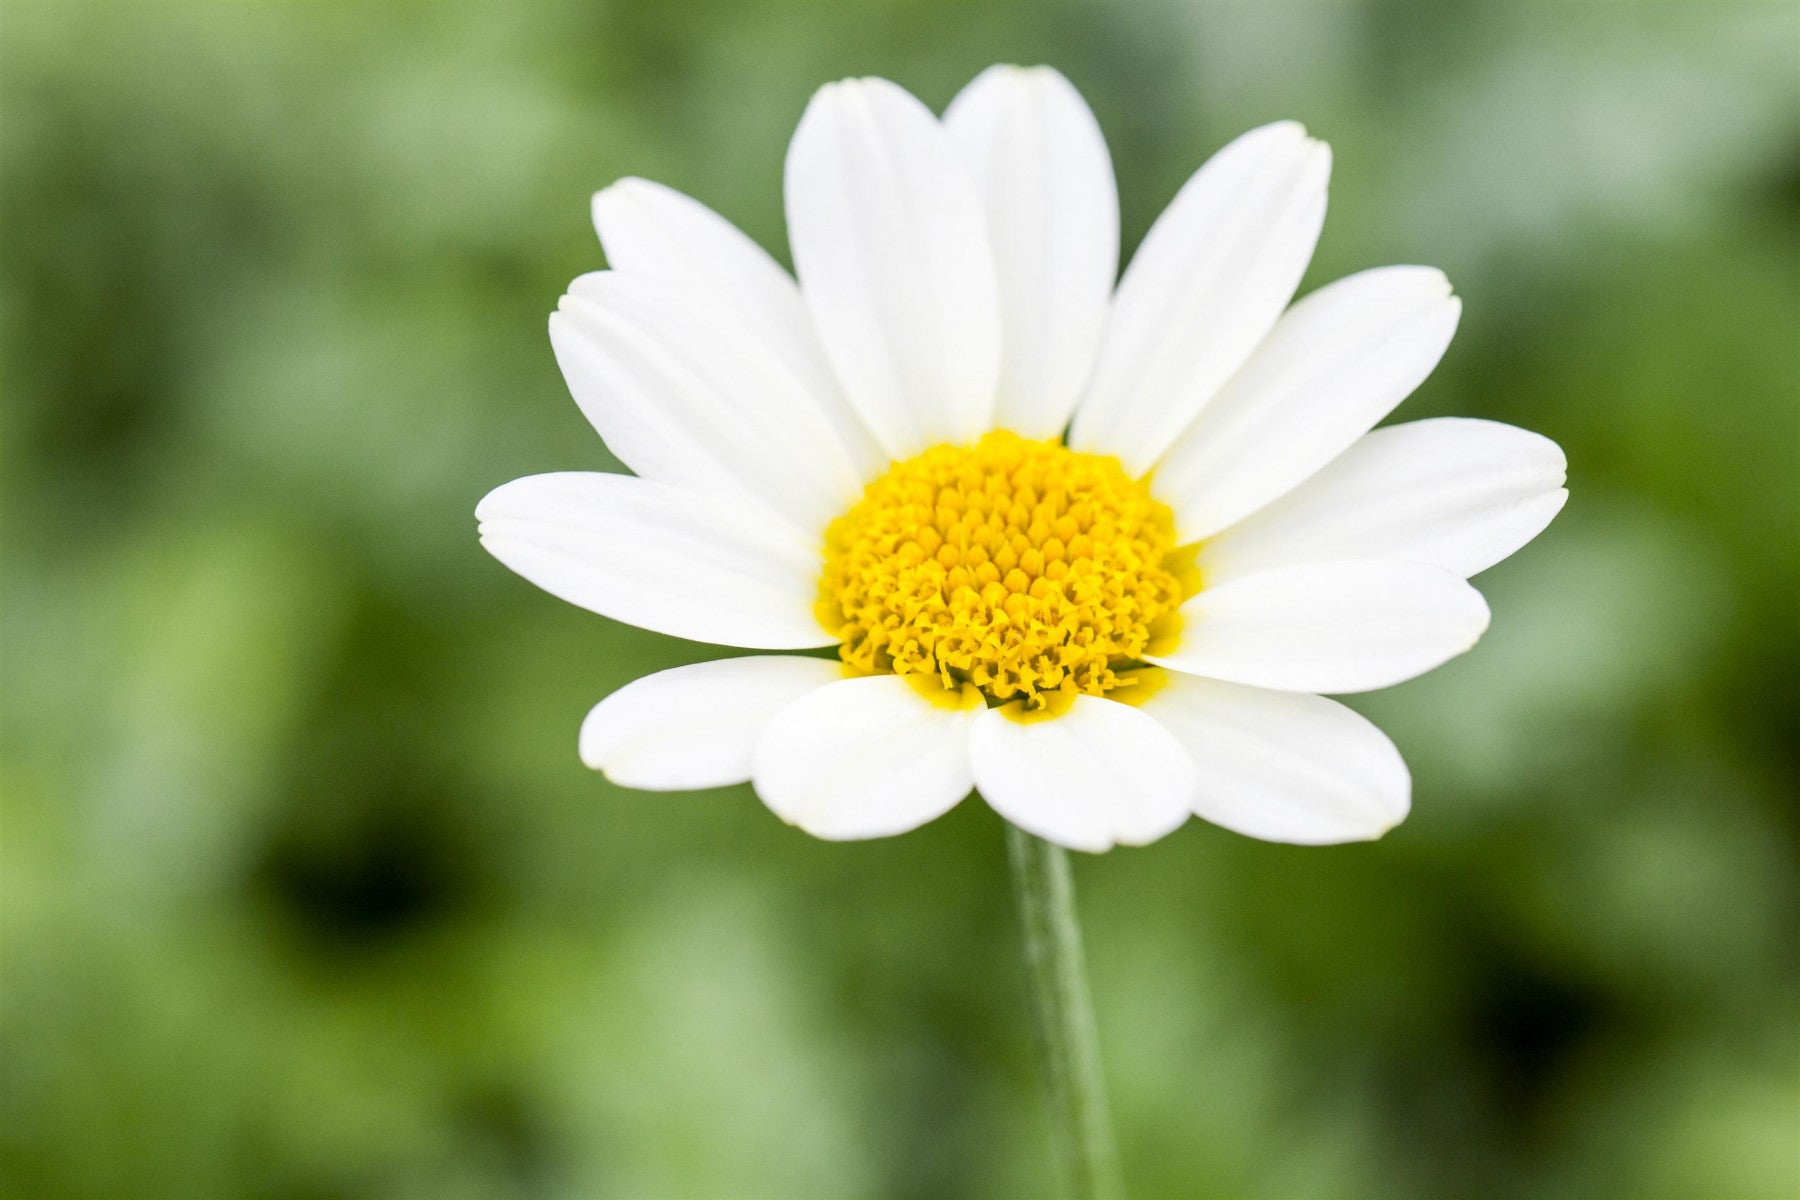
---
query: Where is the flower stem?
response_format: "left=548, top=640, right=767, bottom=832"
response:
left=1005, top=822, right=1125, bottom=1200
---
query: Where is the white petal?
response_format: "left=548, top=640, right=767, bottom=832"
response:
left=1069, top=121, right=1330, bottom=473
left=752, top=675, right=978, bottom=840
left=590, top=177, right=884, bottom=478
left=785, top=77, right=1001, bottom=459
left=1154, top=266, right=1463, bottom=541
left=579, top=656, right=845, bottom=790
left=1150, top=560, right=1490, bottom=693
left=969, top=696, right=1196, bottom=853
left=944, top=65, right=1118, bottom=439
left=477, top=472, right=832, bottom=650
left=1137, top=673, right=1410, bottom=843
left=550, top=271, right=863, bottom=537
left=1200, top=418, right=1568, bottom=583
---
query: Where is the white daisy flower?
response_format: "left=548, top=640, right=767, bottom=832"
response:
left=478, top=66, right=1567, bottom=853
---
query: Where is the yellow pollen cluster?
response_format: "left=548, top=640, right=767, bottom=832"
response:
left=818, top=430, right=1188, bottom=709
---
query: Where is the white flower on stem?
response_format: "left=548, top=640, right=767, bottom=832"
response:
left=479, top=66, right=1567, bottom=852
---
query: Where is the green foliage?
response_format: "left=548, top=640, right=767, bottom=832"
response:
left=3, top=2, right=1796, bottom=1196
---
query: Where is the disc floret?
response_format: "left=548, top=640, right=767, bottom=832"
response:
left=819, top=431, right=1185, bottom=708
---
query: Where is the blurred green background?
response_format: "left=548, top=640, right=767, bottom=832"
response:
left=3, top=2, right=1797, bottom=1197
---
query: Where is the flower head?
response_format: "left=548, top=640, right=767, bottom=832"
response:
left=477, top=66, right=1567, bottom=852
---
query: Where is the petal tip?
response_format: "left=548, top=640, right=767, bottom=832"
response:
left=1416, top=265, right=1454, bottom=296
left=595, top=174, right=653, bottom=199
left=473, top=483, right=516, bottom=522
left=819, top=75, right=895, bottom=101
left=1006, top=63, right=1067, bottom=86
left=1378, top=264, right=1453, bottom=299
left=1237, top=119, right=1321, bottom=160
left=1463, top=596, right=1494, bottom=646
left=1362, top=815, right=1407, bottom=842
left=1114, top=812, right=1193, bottom=849
left=589, top=179, right=626, bottom=216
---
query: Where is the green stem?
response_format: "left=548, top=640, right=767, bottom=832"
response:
left=1005, top=822, right=1125, bottom=1200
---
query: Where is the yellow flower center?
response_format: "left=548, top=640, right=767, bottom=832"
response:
left=818, top=430, right=1190, bottom=710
